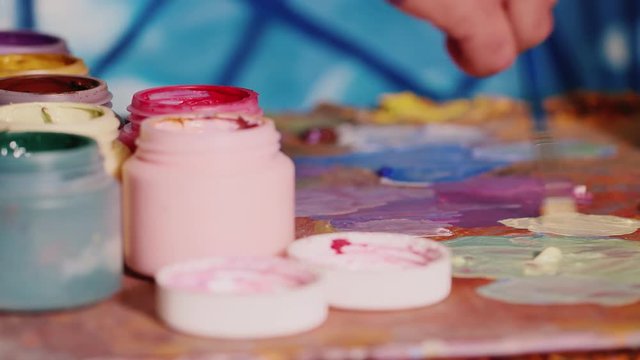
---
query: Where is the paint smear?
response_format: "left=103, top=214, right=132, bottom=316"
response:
left=295, top=144, right=506, bottom=183
left=473, top=140, right=616, bottom=162
left=331, top=218, right=452, bottom=237
left=477, top=277, right=640, bottom=306
left=296, top=186, right=434, bottom=217
left=499, top=213, right=640, bottom=237
left=336, top=123, right=488, bottom=152
left=445, top=236, right=640, bottom=282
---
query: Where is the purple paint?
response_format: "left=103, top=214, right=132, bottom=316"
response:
left=0, top=31, right=69, bottom=54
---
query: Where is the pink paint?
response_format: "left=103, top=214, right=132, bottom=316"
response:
left=120, top=85, right=261, bottom=150
left=160, top=258, right=315, bottom=295
left=123, top=113, right=294, bottom=277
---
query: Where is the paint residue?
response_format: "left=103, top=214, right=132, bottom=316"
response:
left=473, top=140, right=616, bottom=162
left=444, top=236, right=640, bottom=281
left=477, top=277, right=640, bottom=306
left=162, top=259, right=314, bottom=294
left=499, top=213, right=640, bottom=237
left=445, top=236, right=640, bottom=305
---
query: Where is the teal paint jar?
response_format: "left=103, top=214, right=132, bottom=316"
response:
left=0, top=131, right=122, bottom=311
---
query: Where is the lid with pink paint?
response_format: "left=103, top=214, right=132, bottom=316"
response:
left=127, top=85, right=261, bottom=121
left=0, top=75, right=113, bottom=107
left=0, top=30, right=69, bottom=55
left=156, top=256, right=327, bottom=339
left=287, top=232, right=452, bottom=311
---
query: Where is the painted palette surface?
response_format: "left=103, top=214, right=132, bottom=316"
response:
left=2, top=105, right=640, bottom=359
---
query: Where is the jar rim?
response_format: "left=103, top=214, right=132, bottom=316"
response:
left=127, top=85, right=260, bottom=117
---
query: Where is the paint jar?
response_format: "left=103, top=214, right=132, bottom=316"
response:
left=123, top=113, right=294, bottom=276
left=0, top=132, right=121, bottom=311
left=0, top=75, right=113, bottom=107
left=0, top=53, right=88, bottom=78
left=0, top=102, right=130, bottom=178
left=0, top=30, right=69, bottom=54
left=119, top=85, right=261, bottom=150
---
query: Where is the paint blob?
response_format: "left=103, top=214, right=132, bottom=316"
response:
left=445, top=236, right=640, bottom=282
left=477, top=277, right=640, bottom=306
left=499, top=213, right=640, bottom=237
left=473, top=140, right=616, bottom=162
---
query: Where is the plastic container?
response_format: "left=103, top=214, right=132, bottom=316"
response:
left=0, top=132, right=121, bottom=311
left=123, top=112, right=295, bottom=276
left=156, top=257, right=327, bottom=338
left=288, top=232, right=452, bottom=311
left=0, top=74, right=113, bottom=107
left=0, top=102, right=130, bottom=178
left=0, top=30, right=69, bottom=54
left=0, top=53, right=88, bottom=78
left=120, top=85, right=261, bottom=150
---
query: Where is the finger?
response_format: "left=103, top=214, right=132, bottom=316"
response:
left=504, top=0, right=556, bottom=50
left=388, top=0, right=518, bottom=76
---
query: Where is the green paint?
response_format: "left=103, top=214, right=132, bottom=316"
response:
left=0, top=131, right=92, bottom=157
left=444, top=236, right=640, bottom=283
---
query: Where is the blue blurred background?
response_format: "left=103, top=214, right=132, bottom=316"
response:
left=0, top=0, right=638, bottom=114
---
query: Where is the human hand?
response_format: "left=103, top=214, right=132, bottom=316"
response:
left=388, top=0, right=556, bottom=77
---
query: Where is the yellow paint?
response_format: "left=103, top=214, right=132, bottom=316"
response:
left=0, top=53, right=88, bottom=77
left=371, top=92, right=471, bottom=124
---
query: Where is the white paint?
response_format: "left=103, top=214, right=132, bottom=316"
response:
left=524, top=246, right=562, bottom=276
left=541, top=196, right=577, bottom=215
left=499, top=213, right=640, bottom=237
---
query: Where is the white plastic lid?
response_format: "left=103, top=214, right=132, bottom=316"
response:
left=156, top=257, right=327, bottom=339
left=287, top=232, right=451, bottom=311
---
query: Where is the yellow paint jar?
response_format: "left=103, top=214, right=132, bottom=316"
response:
left=0, top=53, right=89, bottom=78
left=0, top=102, right=130, bottom=178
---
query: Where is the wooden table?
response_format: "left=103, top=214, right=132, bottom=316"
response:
left=2, top=111, right=640, bottom=360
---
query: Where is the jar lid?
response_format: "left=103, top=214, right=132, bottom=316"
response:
left=156, top=257, right=327, bottom=339
left=287, top=232, right=451, bottom=311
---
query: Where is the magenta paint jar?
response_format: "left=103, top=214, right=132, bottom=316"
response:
left=119, top=85, right=261, bottom=150
left=0, top=75, right=113, bottom=107
left=122, top=113, right=294, bottom=277
left=0, top=30, right=69, bottom=55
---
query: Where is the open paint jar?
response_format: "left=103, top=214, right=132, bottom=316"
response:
left=0, top=30, right=69, bottom=54
left=0, top=53, right=88, bottom=78
left=0, top=132, right=121, bottom=311
left=120, top=85, right=261, bottom=150
left=156, top=257, right=326, bottom=338
left=123, top=113, right=294, bottom=276
left=288, top=232, right=452, bottom=310
left=0, top=75, right=113, bottom=107
left=0, top=102, right=130, bottom=178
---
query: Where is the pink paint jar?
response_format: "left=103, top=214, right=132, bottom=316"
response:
left=122, top=113, right=294, bottom=277
left=120, top=85, right=261, bottom=150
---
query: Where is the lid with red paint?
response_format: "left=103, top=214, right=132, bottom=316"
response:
left=287, top=232, right=452, bottom=310
left=127, top=85, right=261, bottom=121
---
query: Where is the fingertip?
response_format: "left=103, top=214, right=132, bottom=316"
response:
left=447, top=37, right=518, bottom=77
